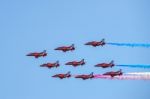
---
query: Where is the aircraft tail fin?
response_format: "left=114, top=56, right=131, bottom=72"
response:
left=110, top=60, right=114, bottom=65
left=42, top=50, right=46, bottom=53
left=56, top=60, right=59, bottom=64
left=55, top=61, right=59, bottom=67
left=67, top=71, right=71, bottom=75
left=70, top=44, right=74, bottom=48
left=119, top=69, right=122, bottom=72
left=80, top=59, right=85, bottom=65
left=118, top=69, right=123, bottom=75
left=90, top=72, right=94, bottom=77
left=80, top=59, right=84, bottom=63
left=101, top=38, right=105, bottom=42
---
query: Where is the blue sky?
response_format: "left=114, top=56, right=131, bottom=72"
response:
left=0, top=0, right=150, bottom=99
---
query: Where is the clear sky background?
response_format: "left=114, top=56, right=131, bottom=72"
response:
left=0, top=0, right=150, bottom=99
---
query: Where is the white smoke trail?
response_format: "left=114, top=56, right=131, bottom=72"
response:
left=125, top=72, right=150, bottom=75
left=94, top=73, right=150, bottom=80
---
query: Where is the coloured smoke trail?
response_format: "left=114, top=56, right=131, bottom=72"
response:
left=94, top=72, right=150, bottom=80
left=106, top=42, right=150, bottom=48
left=125, top=72, right=150, bottom=76
left=116, top=64, right=150, bottom=68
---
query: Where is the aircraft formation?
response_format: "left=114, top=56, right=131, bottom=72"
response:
left=26, top=38, right=149, bottom=80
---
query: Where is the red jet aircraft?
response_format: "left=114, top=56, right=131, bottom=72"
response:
left=75, top=72, right=94, bottom=80
left=54, top=44, right=75, bottom=52
left=65, top=59, right=85, bottom=67
left=52, top=71, right=71, bottom=79
left=26, top=50, right=47, bottom=58
left=40, top=61, right=60, bottom=69
left=95, top=60, right=115, bottom=68
left=103, top=69, right=123, bottom=77
left=85, top=39, right=105, bottom=47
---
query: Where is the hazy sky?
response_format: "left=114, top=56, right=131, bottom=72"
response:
left=0, top=0, right=150, bottom=99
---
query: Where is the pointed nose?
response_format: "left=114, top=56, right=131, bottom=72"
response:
left=95, top=64, right=99, bottom=67
left=85, top=43, right=88, bottom=45
left=54, top=48, right=59, bottom=50
left=65, top=63, right=69, bottom=65
left=40, top=64, right=46, bottom=67
left=52, top=75, right=56, bottom=77
left=26, top=54, right=30, bottom=56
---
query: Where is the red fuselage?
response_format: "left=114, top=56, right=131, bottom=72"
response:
left=26, top=52, right=47, bottom=58
left=40, top=63, right=59, bottom=68
left=103, top=71, right=123, bottom=77
left=52, top=74, right=71, bottom=79
left=65, top=60, right=85, bottom=67
left=75, top=75, right=94, bottom=80
left=85, top=41, right=105, bottom=47
left=55, top=46, right=75, bottom=52
left=95, top=63, right=114, bottom=68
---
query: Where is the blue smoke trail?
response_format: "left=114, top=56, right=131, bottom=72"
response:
left=117, top=65, right=150, bottom=68
left=107, top=43, right=150, bottom=48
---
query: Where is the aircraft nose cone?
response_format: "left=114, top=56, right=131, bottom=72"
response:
left=40, top=64, right=46, bottom=67
left=95, top=64, right=99, bottom=67
left=85, top=43, right=88, bottom=45
left=52, top=75, right=56, bottom=77
left=26, top=54, right=30, bottom=56
left=54, top=48, right=58, bottom=50
left=65, top=63, right=69, bottom=65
